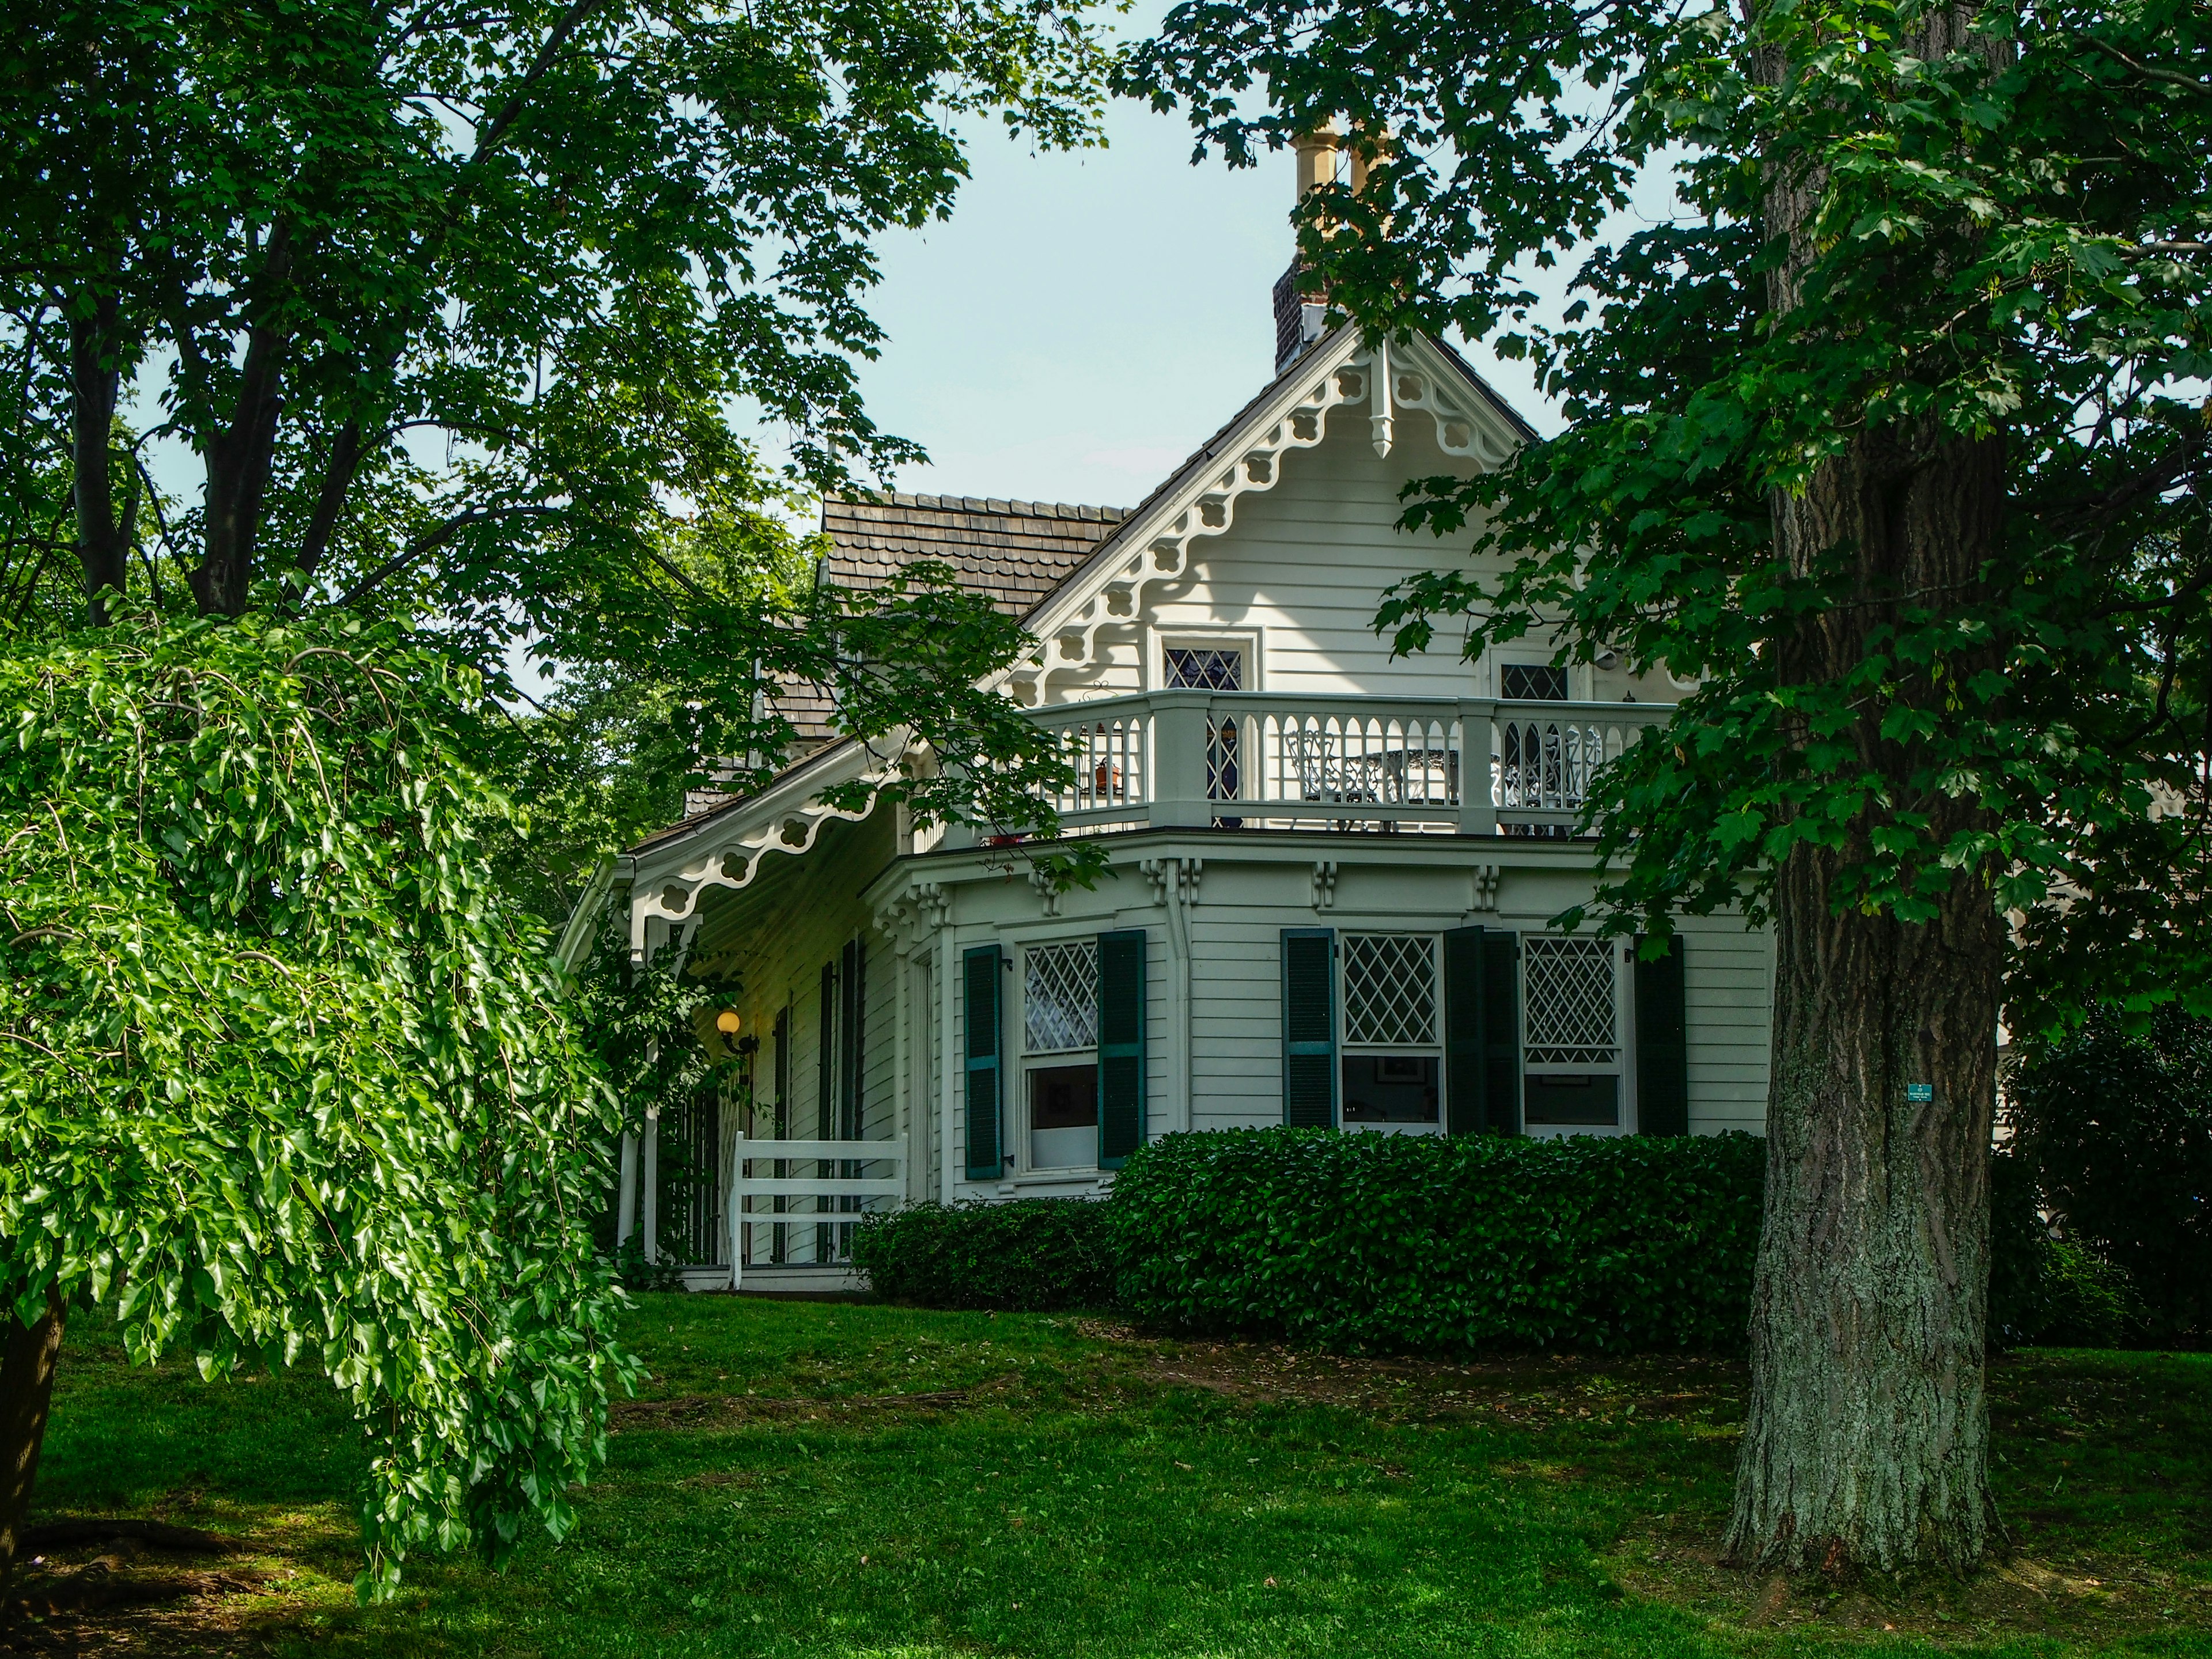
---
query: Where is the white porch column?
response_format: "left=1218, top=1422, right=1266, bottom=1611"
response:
left=640, top=1103, right=661, bottom=1264
left=1152, top=692, right=1213, bottom=828
left=615, top=1131, right=639, bottom=1247
left=1144, top=857, right=1200, bottom=1134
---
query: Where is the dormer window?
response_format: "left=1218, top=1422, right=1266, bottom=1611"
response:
left=1164, top=646, right=1244, bottom=691
left=1499, top=662, right=1567, bottom=701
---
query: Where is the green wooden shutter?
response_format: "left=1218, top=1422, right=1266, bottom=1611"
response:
left=1634, top=933, right=1690, bottom=1136
left=1096, top=929, right=1146, bottom=1169
left=839, top=937, right=864, bottom=1139
left=1480, top=930, right=1522, bottom=1134
left=1281, top=928, right=1337, bottom=1128
left=963, top=944, right=1005, bottom=1179
left=817, top=960, right=836, bottom=1138
left=816, top=959, right=837, bottom=1256
left=1442, top=927, right=1486, bottom=1137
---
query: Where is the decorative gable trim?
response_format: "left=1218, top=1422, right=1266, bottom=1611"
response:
left=1006, top=329, right=1525, bottom=704
left=601, top=329, right=1535, bottom=950
left=624, top=737, right=893, bottom=955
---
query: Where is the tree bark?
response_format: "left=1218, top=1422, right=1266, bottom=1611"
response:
left=1728, top=789, right=2006, bottom=1570
left=1720, top=0, right=2016, bottom=1575
left=70, top=297, right=129, bottom=624
left=296, top=415, right=366, bottom=584
left=191, top=224, right=297, bottom=618
left=0, top=1284, right=67, bottom=1603
left=1724, top=425, right=2010, bottom=1574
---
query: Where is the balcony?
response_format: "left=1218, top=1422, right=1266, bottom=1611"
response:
left=972, top=690, right=1669, bottom=839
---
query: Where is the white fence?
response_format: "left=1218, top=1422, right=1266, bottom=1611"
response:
left=725, top=1136, right=904, bottom=1289
left=1016, top=691, right=1668, bottom=835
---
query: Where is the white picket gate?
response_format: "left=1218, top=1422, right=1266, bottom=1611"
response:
left=725, top=1136, right=905, bottom=1289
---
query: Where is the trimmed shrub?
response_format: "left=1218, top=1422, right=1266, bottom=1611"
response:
left=1990, top=1146, right=2150, bottom=1349
left=1108, top=1127, right=1764, bottom=1353
left=851, top=1198, right=1115, bottom=1310
left=2002, top=1008, right=2212, bottom=1344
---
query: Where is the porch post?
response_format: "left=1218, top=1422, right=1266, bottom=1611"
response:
left=1457, top=699, right=1498, bottom=835
left=728, top=1132, right=747, bottom=1291
left=937, top=930, right=957, bottom=1203
left=641, top=1103, right=661, bottom=1264
left=615, top=1131, right=639, bottom=1248
left=1152, top=691, right=1213, bottom=828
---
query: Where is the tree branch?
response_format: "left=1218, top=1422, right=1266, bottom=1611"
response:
left=297, top=417, right=365, bottom=582
left=2085, top=35, right=2212, bottom=97
left=330, top=505, right=561, bottom=609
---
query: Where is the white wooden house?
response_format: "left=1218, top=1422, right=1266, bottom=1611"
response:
left=597, top=238, right=1775, bottom=1289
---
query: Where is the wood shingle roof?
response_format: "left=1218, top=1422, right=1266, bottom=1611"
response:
left=822, top=493, right=1127, bottom=616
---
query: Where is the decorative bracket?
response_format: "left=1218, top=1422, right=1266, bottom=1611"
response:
left=1471, top=863, right=1502, bottom=912
left=1028, top=865, right=1062, bottom=918
left=1141, top=855, right=1203, bottom=908
left=874, top=878, right=953, bottom=956
left=1311, top=859, right=1339, bottom=911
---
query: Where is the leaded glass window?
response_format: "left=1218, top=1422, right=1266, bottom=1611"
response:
left=1340, top=933, right=1439, bottom=1048
left=1499, top=662, right=1568, bottom=701
left=1521, top=935, right=1619, bottom=1065
left=1024, top=941, right=1097, bottom=1054
left=1165, top=647, right=1244, bottom=691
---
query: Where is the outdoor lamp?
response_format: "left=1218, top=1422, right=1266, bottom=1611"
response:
left=716, top=1010, right=741, bottom=1035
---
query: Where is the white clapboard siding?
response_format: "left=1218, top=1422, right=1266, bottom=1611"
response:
left=1041, top=402, right=1673, bottom=706
left=1682, top=923, right=1774, bottom=1134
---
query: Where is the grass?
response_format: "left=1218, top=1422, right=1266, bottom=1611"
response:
left=15, top=1296, right=2212, bottom=1657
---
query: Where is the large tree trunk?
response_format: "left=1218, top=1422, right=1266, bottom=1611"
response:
left=1728, top=838, right=2005, bottom=1569
left=1725, top=421, right=2010, bottom=1571
left=0, top=1285, right=66, bottom=1602
left=191, top=225, right=297, bottom=618
left=1722, top=0, right=2015, bottom=1575
left=70, top=298, right=129, bottom=624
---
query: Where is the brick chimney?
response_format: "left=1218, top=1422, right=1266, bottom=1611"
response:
left=1273, top=124, right=1371, bottom=372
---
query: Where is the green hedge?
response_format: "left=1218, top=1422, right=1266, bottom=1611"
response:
left=850, top=1198, right=1116, bottom=1311
left=1107, top=1127, right=1766, bottom=1353
left=1990, top=1147, right=2151, bottom=1347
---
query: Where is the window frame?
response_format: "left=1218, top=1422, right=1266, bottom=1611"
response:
left=1017, top=938, right=1101, bottom=1173
left=1518, top=934, right=1637, bottom=1138
left=1488, top=651, right=1583, bottom=703
left=1336, top=930, right=1446, bottom=1135
left=1152, top=628, right=1263, bottom=693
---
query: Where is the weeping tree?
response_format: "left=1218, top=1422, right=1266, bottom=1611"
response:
left=0, top=615, right=637, bottom=1600
left=1, top=0, right=1113, bottom=1600
left=1128, top=0, right=2210, bottom=1571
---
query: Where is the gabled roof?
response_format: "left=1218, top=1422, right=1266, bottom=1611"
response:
left=1007, top=326, right=1531, bottom=701
left=624, top=329, right=1540, bottom=863
left=758, top=493, right=1135, bottom=756
left=824, top=494, right=1128, bottom=615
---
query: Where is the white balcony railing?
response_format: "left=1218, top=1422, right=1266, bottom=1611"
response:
left=996, top=690, right=1666, bottom=836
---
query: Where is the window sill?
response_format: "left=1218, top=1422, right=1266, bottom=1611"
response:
left=999, top=1169, right=1107, bottom=1191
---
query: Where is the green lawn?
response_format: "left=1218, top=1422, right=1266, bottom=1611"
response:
left=20, top=1296, right=2212, bottom=1657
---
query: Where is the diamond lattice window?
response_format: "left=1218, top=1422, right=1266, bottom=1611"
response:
left=1025, top=941, right=1097, bottom=1054
left=1522, top=936, right=1618, bottom=1065
left=1340, top=934, right=1439, bottom=1047
left=1165, top=647, right=1244, bottom=691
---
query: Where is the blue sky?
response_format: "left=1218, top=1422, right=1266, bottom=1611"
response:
left=838, top=95, right=1563, bottom=514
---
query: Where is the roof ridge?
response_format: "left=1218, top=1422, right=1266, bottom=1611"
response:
left=833, top=490, right=1127, bottom=521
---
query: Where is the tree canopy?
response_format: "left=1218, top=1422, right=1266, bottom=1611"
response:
left=4, top=0, right=1115, bottom=860
left=1126, top=0, right=2208, bottom=1575
left=1, top=0, right=1120, bottom=1598
left=1128, top=0, right=2210, bottom=1026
